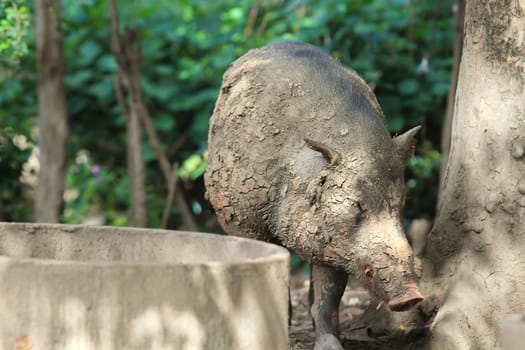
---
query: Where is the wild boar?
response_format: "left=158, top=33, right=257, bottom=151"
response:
left=205, top=41, right=423, bottom=349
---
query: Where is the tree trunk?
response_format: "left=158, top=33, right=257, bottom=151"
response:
left=109, top=1, right=148, bottom=228
left=438, top=0, right=465, bottom=200
left=421, top=1, right=525, bottom=348
left=34, top=0, right=68, bottom=223
left=127, top=107, right=148, bottom=227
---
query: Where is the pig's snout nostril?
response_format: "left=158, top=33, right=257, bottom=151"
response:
left=364, top=264, right=374, bottom=278
left=387, top=286, right=424, bottom=312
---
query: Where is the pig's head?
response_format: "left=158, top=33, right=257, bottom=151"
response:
left=281, top=126, right=423, bottom=312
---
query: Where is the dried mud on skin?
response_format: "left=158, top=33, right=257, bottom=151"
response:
left=288, top=272, right=428, bottom=350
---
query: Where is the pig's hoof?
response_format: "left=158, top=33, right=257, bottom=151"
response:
left=313, top=334, right=344, bottom=350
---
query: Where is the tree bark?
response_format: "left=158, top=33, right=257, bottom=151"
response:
left=126, top=105, right=148, bottom=227
left=109, top=1, right=148, bottom=227
left=438, top=0, right=465, bottom=202
left=421, top=1, right=525, bottom=348
left=34, top=0, right=68, bottom=223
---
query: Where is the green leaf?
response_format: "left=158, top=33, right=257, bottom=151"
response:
left=354, top=22, right=376, bottom=35
left=432, top=82, right=449, bottom=97
left=142, top=78, right=177, bottom=102
left=222, top=7, right=244, bottom=22
left=78, top=40, right=101, bottom=66
left=387, top=116, right=405, bottom=133
left=174, top=89, right=217, bottom=111
left=155, top=64, right=175, bottom=76
left=189, top=160, right=207, bottom=180
left=96, top=54, right=117, bottom=72
left=89, top=79, right=113, bottom=103
left=398, top=79, right=418, bottom=95
left=152, top=114, right=175, bottom=132
left=143, top=142, right=157, bottom=162
left=177, top=154, right=207, bottom=180
left=64, top=70, right=92, bottom=88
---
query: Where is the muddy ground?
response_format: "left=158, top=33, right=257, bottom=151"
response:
left=288, top=271, right=429, bottom=350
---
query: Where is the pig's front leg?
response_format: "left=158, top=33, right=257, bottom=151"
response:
left=309, top=263, right=348, bottom=350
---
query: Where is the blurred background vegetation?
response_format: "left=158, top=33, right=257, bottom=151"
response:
left=1, top=0, right=452, bottom=229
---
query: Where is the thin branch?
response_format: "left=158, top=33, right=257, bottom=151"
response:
left=109, top=0, right=121, bottom=58
left=108, top=0, right=197, bottom=230
left=243, top=3, right=259, bottom=37
left=138, top=102, right=171, bottom=180
left=12, top=2, right=22, bottom=46
left=161, top=163, right=179, bottom=229
left=109, top=0, right=148, bottom=227
left=175, top=182, right=198, bottom=232
left=167, top=134, right=188, bottom=158
left=113, top=75, right=130, bottom=118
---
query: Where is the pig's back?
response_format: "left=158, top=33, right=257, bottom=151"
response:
left=205, top=41, right=391, bottom=240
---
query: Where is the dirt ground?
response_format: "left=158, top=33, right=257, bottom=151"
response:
left=288, top=271, right=429, bottom=350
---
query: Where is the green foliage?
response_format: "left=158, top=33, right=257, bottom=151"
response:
left=0, top=8, right=34, bottom=222
left=0, top=0, right=454, bottom=224
left=0, top=0, right=34, bottom=220
left=177, top=154, right=207, bottom=181
left=62, top=152, right=129, bottom=226
left=406, top=140, right=442, bottom=218
left=0, top=131, right=33, bottom=220
left=409, top=141, right=441, bottom=182
left=0, top=0, right=31, bottom=67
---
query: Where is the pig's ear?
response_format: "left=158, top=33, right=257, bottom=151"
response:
left=393, top=125, right=421, bottom=164
left=305, top=138, right=341, bottom=166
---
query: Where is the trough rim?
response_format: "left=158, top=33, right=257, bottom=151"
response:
left=0, top=222, right=290, bottom=269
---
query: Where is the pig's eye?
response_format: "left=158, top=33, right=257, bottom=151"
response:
left=364, top=264, right=374, bottom=278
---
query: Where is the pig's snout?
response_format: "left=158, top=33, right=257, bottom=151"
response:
left=387, top=285, right=424, bottom=312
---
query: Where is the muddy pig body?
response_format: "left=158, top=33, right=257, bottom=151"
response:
left=205, top=41, right=423, bottom=349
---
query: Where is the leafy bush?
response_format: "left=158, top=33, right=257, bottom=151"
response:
left=0, top=0, right=31, bottom=67
left=0, top=0, right=453, bottom=224
left=0, top=0, right=34, bottom=221
left=62, top=151, right=129, bottom=226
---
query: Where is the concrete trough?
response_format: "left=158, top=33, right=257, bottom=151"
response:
left=0, top=223, right=289, bottom=350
